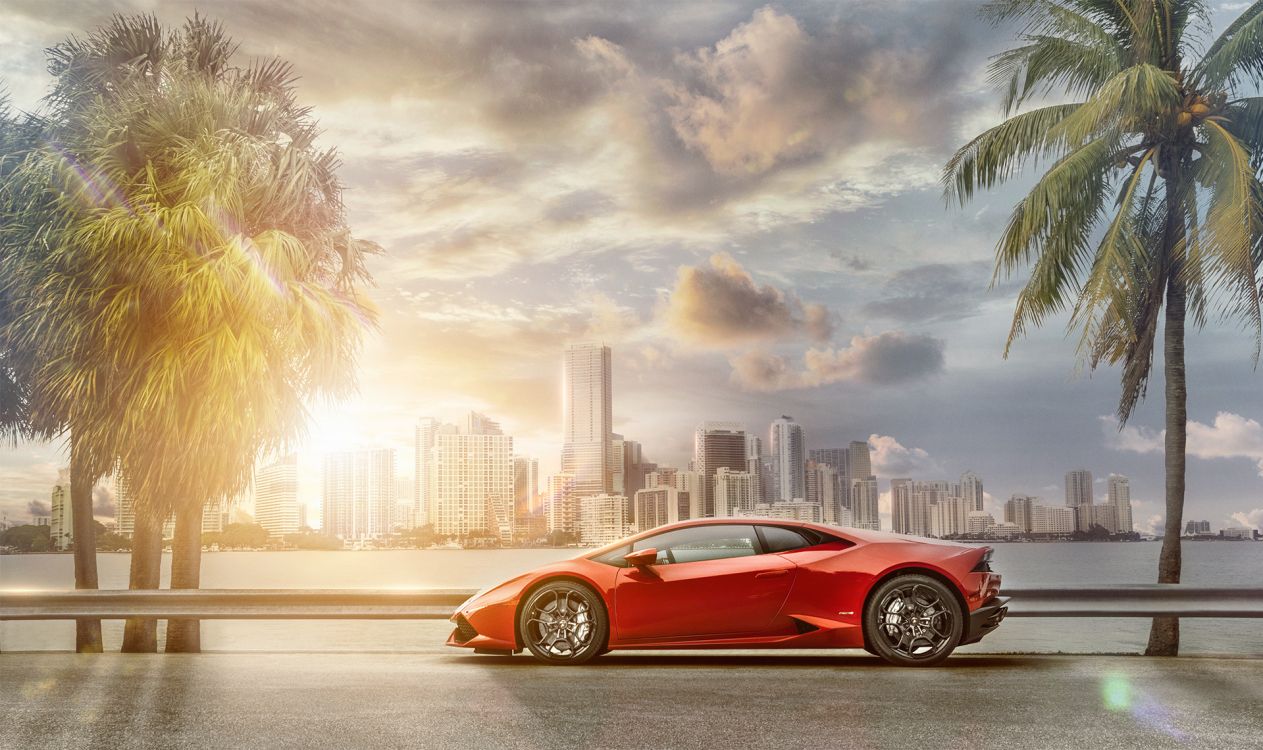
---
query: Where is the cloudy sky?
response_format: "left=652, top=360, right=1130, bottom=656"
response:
left=2, top=0, right=1262, bottom=533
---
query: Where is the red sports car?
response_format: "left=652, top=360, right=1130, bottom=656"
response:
left=448, top=518, right=1007, bottom=667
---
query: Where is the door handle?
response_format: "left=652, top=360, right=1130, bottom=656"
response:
left=755, top=569, right=789, bottom=579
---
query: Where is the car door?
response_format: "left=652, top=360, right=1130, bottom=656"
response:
left=614, top=524, right=797, bottom=641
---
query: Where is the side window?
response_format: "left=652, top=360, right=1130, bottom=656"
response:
left=593, top=544, right=632, bottom=567
left=632, top=524, right=760, bottom=564
left=759, top=526, right=812, bottom=553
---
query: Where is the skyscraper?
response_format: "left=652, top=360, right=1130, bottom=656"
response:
left=770, top=416, right=805, bottom=502
left=1065, top=469, right=1093, bottom=507
left=513, top=456, right=540, bottom=518
left=808, top=448, right=848, bottom=473
left=561, top=343, right=614, bottom=500
left=851, top=478, right=880, bottom=531
left=545, top=472, right=577, bottom=534
left=846, top=440, right=872, bottom=482
left=693, top=422, right=748, bottom=517
left=713, top=467, right=757, bottom=517
left=414, top=417, right=441, bottom=527
left=577, top=494, right=628, bottom=545
left=633, top=486, right=679, bottom=531
left=621, top=440, right=654, bottom=507
left=322, top=448, right=395, bottom=541
left=255, top=455, right=299, bottom=538
left=50, top=482, right=72, bottom=551
left=1005, top=494, right=1036, bottom=533
left=959, top=471, right=984, bottom=512
left=891, top=478, right=913, bottom=534
left=1107, top=474, right=1133, bottom=533
left=432, top=416, right=514, bottom=543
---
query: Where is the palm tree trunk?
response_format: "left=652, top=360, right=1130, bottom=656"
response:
left=165, top=503, right=203, bottom=653
left=68, top=437, right=102, bottom=653
left=1146, top=265, right=1187, bottom=655
left=121, top=510, right=164, bottom=652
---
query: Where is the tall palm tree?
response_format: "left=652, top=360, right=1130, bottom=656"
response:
left=2, top=15, right=377, bottom=652
left=946, top=0, right=1263, bottom=654
left=0, top=92, right=105, bottom=653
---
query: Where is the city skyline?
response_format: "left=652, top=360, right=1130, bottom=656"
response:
left=3, top=1, right=1263, bottom=536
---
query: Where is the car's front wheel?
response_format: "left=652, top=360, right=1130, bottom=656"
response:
left=519, top=581, right=607, bottom=665
left=863, top=574, right=963, bottom=667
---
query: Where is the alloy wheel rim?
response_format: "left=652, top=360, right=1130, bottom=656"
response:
left=527, top=589, right=595, bottom=658
left=875, top=583, right=954, bottom=659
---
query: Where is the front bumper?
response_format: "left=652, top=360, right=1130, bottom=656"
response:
left=962, top=596, right=1009, bottom=645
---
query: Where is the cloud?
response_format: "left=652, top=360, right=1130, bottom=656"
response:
left=663, top=6, right=973, bottom=175
left=1230, top=508, right=1263, bottom=530
left=867, top=434, right=942, bottom=477
left=863, top=262, right=995, bottom=323
left=27, top=499, right=49, bottom=517
left=93, top=482, right=116, bottom=519
left=729, top=331, right=944, bottom=391
left=662, top=253, right=832, bottom=347
left=1138, top=514, right=1165, bottom=536
left=1102, top=412, right=1263, bottom=474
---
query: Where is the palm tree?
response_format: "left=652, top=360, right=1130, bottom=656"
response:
left=945, top=0, right=1263, bottom=654
left=2, top=15, right=377, bottom=652
left=0, top=92, right=106, bottom=653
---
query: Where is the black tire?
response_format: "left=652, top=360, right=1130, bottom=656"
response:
left=863, top=574, right=963, bottom=668
left=518, top=581, right=608, bottom=665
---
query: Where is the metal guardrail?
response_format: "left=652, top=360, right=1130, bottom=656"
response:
left=0, top=589, right=473, bottom=620
left=2, top=585, right=1262, bottom=620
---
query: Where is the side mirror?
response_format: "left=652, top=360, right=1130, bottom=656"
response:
left=624, top=548, right=658, bottom=568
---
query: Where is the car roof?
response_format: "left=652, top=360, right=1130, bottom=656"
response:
left=582, top=516, right=980, bottom=559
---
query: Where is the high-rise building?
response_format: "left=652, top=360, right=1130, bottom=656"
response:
left=959, top=471, right=984, bottom=512
left=1065, top=469, right=1094, bottom=507
left=966, top=511, right=996, bottom=536
left=890, top=478, right=913, bottom=534
left=633, top=486, right=679, bottom=531
left=694, top=422, right=748, bottom=517
left=1005, top=494, right=1036, bottom=533
left=930, top=496, right=969, bottom=538
left=322, top=448, right=395, bottom=541
left=744, top=435, right=764, bottom=505
left=804, top=461, right=835, bottom=517
left=50, top=482, right=72, bottom=551
left=577, top=494, right=628, bottom=546
left=770, top=416, right=805, bottom=502
left=713, top=467, right=757, bottom=517
left=1107, top=474, right=1133, bottom=533
left=432, top=417, right=514, bottom=543
left=846, top=440, right=872, bottom=482
left=809, top=448, right=848, bottom=474
left=513, top=456, right=540, bottom=518
left=255, top=455, right=299, bottom=538
left=741, top=501, right=822, bottom=523
left=112, top=475, right=174, bottom=540
left=1031, top=504, right=1075, bottom=536
left=561, top=343, right=614, bottom=500
left=647, top=468, right=703, bottom=521
left=202, top=497, right=227, bottom=534
left=1185, top=519, right=1212, bottom=535
left=621, top=440, right=654, bottom=508
left=414, top=417, right=441, bottom=528
left=852, top=477, right=880, bottom=530
left=462, top=411, right=502, bottom=436
left=545, top=472, right=577, bottom=534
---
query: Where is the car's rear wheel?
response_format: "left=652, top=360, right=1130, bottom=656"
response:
left=519, top=581, right=607, bottom=665
left=863, top=574, right=963, bottom=667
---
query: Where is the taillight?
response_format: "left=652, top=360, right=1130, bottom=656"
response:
left=971, top=548, right=993, bottom=573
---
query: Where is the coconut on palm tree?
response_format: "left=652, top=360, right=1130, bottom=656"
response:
left=946, top=0, right=1263, bottom=654
left=2, top=14, right=378, bottom=652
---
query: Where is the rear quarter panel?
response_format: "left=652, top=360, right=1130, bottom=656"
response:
left=776, top=540, right=988, bottom=646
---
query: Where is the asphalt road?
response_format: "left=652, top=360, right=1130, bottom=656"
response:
left=5, top=624, right=1263, bottom=749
